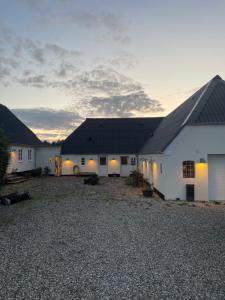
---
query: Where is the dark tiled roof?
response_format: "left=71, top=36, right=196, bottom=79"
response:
left=141, top=75, right=225, bottom=154
left=61, top=117, right=163, bottom=155
left=0, top=104, right=42, bottom=146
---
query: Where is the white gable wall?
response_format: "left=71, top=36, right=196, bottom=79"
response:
left=140, top=125, right=225, bottom=201
left=36, top=146, right=61, bottom=175
left=7, top=145, right=36, bottom=173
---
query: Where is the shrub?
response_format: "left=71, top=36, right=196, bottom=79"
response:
left=31, top=167, right=42, bottom=177
left=0, top=130, right=9, bottom=191
left=130, top=171, right=144, bottom=187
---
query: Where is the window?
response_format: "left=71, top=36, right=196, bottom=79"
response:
left=183, top=161, right=195, bottom=178
left=160, top=163, right=163, bottom=174
left=130, top=157, right=136, bottom=166
left=121, top=156, right=128, bottom=165
left=18, top=149, right=23, bottom=161
left=81, top=157, right=85, bottom=165
left=28, top=149, right=32, bottom=161
left=100, top=157, right=107, bottom=165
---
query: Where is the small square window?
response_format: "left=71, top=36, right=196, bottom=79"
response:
left=183, top=161, right=195, bottom=178
left=100, top=157, right=107, bottom=165
left=81, top=157, right=85, bottom=165
left=121, top=156, right=128, bottom=165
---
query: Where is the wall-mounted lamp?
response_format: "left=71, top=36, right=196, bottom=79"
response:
left=199, top=158, right=206, bottom=163
left=89, top=158, right=94, bottom=161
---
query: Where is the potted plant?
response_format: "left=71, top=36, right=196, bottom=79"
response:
left=142, top=182, right=154, bottom=197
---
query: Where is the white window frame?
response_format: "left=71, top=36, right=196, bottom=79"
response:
left=28, top=149, right=32, bottom=161
left=18, top=149, right=23, bottom=162
left=130, top=157, right=136, bottom=166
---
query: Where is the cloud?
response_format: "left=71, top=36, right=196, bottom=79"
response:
left=14, top=65, right=164, bottom=119
left=67, top=66, right=143, bottom=96
left=12, top=108, right=82, bottom=130
left=12, top=38, right=82, bottom=64
left=77, top=91, right=164, bottom=118
left=54, top=62, right=77, bottom=78
left=16, top=65, right=142, bottom=95
left=71, top=12, right=130, bottom=43
left=11, top=107, right=83, bottom=141
left=21, top=1, right=131, bottom=44
left=17, top=75, right=47, bottom=88
left=108, top=51, right=136, bottom=70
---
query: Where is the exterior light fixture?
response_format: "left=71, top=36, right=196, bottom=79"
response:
left=199, top=158, right=206, bottom=163
left=89, top=158, right=94, bottom=161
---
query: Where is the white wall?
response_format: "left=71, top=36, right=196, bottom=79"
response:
left=7, top=145, right=36, bottom=173
left=61, top=155, right=98, bottom=175
left=139, top=125, right=225, bottom=201
left=61, top=154, right=137, bottom=176
left=36, top=146, right=61, bottom=174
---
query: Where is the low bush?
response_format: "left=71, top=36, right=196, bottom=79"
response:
left=130, top=171, right=144, bottom=187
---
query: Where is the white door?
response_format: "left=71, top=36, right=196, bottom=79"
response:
left=99, top=156, right=108, bottom=176
left=208, top=155, right=225, bottom=201
left=120, top=156, right=129, bottom=177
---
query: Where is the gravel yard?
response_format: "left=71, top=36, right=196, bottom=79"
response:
left=0, top=177, right=225, bottom=299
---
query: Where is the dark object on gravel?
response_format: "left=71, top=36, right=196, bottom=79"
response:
left=142, top=182, right=154, bottom=197
left=84, top=174, right=99, bottom=185
left=31, top=168, right=42, bottom=177
left=0, top=191, right=31, bottom=205
left=108, top=173, right=120, bottom=177
left=142, top=190, right=153, bottom=197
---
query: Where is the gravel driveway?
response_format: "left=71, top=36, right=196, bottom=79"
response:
left=0, top=177, right=225, bottom=299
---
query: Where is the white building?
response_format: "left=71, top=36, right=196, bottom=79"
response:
left=0, top=104, right=60, bottom=174
left=3, top=74, right=225, bottom=201
left=139, top=75, right=225, bottom=201
left=61, top=118, right=162, bottom=177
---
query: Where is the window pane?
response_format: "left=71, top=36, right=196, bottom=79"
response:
left=100, top=157, right=106, bottom=165
left=121, top=156, right=128, bottom=165
left=130, top=157, right=136, bottom=165
left=183, top=161, right=195, bottom=178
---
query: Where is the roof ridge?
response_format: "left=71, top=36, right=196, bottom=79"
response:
left=86, top=117, right=163, bottom=120
left=182, top=77, right=218, bottom=126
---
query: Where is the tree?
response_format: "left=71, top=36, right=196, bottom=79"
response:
left=0, top=129, right=9, bottom=191
left=42, top=140, right=64, bottom=146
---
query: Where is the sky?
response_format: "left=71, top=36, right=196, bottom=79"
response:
left=1, top=0, right=225, bottom=141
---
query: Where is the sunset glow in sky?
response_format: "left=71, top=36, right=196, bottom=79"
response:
left=1, top=0, right=225, bottom=140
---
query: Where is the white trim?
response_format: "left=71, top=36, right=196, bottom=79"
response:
left=182, top=79, right=213, bottom=127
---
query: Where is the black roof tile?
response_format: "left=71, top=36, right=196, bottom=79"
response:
left=0, top=104, right=42, bottom=146
left=141, top=75, right=225, bottom=154
left=61, top=117, right=163, bottom=155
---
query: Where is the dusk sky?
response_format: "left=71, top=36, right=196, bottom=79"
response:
left=1, top=0, right=225, bottom=140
